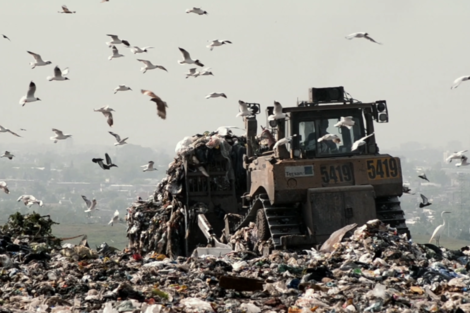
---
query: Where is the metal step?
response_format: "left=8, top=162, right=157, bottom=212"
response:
left=261, top=204, right=302, bottom=248
left=375, top=196, right=410, bottom=238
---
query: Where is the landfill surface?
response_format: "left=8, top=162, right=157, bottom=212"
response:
left=3, top=133, right=470, bottom=312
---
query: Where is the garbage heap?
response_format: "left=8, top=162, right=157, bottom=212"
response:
left=3, top=215, right=470, bottom=312
left=126, top=129, right=252, bottom=258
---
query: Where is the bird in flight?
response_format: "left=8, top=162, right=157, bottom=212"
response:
left=2, top=34, right=10, bottom=41
left=141, top=89, right=168, bottom=119
left=178, top=48, right=204, bottom=67
left=236, top=100, right=252, bottom=118
left=47, top=66, right=69, bottom=81
left=273, top=135, right=297, bottom=150
left=17, top=195, right=43, bottom=207
left=27, top=51, right=52, bottom=69
left=207, top=39, right=232, bottom=51
left=114, top=85, right=132, bottom=94
left=50, top=129, right=72, bottom=143
left=418, top=173, right=429, bottom=182
left=108, top=210, right=120, bottom=226
left=19, top=81, right=41, bottom=106
left=82, top=195, right=98, bottom=213
left=446, top=150, right=467, bottom=163
left=205, top=92, right=227, bottom=99
left=334, top=116, right=355, bottom=129
left=351, top=133, right=374, bottom=151
left=345, top=32, right=382, bottom=45
left=131, top=46, right=153, bottom=54
left=0, top=125, right=21, bottom=137
left=142, top=161, right=157, bottom=172
left=1, top=151, right=14, bottom=160
left=108, top=45, right=124, bottom=60
left=419, top=193, right=432, bottom=208
left=137, top=59, right=167, bottom=74
left=0, top=182, right=9, bottom=194
left=109, top=131, right=128, bottom=146
left=92, top=153, right=118, bottom=170
left=58, top=5, right=75, bottom=13
left=268, top=101, right=286, bottom=121
left=94, top=106, right=115, bottom=127
left=451, top=76, right=470, bottom=89
left=186, top=7, right=207, bottom=15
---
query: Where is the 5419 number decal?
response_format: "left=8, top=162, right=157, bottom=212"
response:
left=320, top=163, right=354, bottom=184
left=367, top=158, right=400, bottom=180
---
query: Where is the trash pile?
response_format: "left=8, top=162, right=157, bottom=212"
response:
left=3, top=211, right=470, bottom=312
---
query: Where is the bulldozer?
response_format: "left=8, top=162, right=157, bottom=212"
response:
left=185, top=86, right=408, bottom=256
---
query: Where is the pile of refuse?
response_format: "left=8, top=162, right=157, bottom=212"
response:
left=3, top=212, right=470, bottom=312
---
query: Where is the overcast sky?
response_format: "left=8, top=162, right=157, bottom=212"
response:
left=1, top=1, right=470, bottom=154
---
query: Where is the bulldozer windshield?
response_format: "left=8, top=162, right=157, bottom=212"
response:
left=293, top=109, right=365, bottom=158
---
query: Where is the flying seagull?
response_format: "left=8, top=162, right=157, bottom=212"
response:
left=92, top=153, right=117, bottom=170
left=94, top=106, right=115, bottom=127
left=19, top=81, right=41, bottom=106
left=186, top=7, right=207, bottom=15
left=131, top=46, right=153, bottom=54
left=318, top=134, right=341, bottom=144
left=345, top=32, right=382, bottom=44
left=2, top=34, right=10, bottom=41
left=273, top=135, right=297, bottom=150
left=50, top=128, right=72, bottom=143
left=236, top=100, right=252, bottom=118
left=419, top=193, right=432, bottom=208
left=0, top=125, right=21, bottom=137
left=185, top=68, right=200, bottom=78
left=1, top=151, right=14, bottom=160
left=17, top=195, right=43, bottom=207
left=205, top=92, right=227, bottom=99
left=47, top=66, right=69, bottom=81
left=82, top=195, right=98, bottom=213
left=334, top=116, right=355, bottom=129
left=27, top=51, right=51, bottom=69
left=141, top=89, right=168, bottom=119
left=142, top=161, right=157, bottom=172
left=199, top=68, right=214, bottom=76
left=108, top=45, right=124, bottom=60
left=0, top=182, right=9, bottom=194
left=207, top=39, right=232, bottom=51
left=268, top=101, right=286, bottom=121
left=58, top=5, right=75, bottom=13
left=402, top=185, right=415, bottom=195
left=121, top=40, right=131, bottom=48
left=178, top=48, right=204, bottom=67
left=351, top=133, right=374, bottom=151
left=446, top=150, right=467, bottom=163
left=137, top=59, right=167, bottom=73
left=418, top=174, right=429, bottom=182
left=108, top=210, right=119, bottom=226
left=451, top=76, right=470, bottom=89
left=114, top=85, right=132, bottom=94
left=106, top=34, right=123, bottom=46
left=456, top=155, right=469, bottom=167
left=109, top=131, right=128, bottom=146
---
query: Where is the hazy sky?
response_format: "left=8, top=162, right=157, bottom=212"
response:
left=1, top=1, right=470, bottom=154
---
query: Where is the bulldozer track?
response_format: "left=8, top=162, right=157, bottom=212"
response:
left=376, top=196, right=410, bottom=238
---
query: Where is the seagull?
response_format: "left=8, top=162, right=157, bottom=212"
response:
left=268, top=101, right=286, bottom=121
left=345, top=32, right=382, bottom=44
left=121, top=40, right=131, bottom=48
left=19, top=81, right=41, bottom=106
left=186, top=7, right=207, bottom=15
left=137, top=59, right=167, bottom=73
left=1, top=151, right=14, bottom=160
left=273, top=135, right=297, bottom=150
left=94, top=106, right=115, bottom=127
left=27, top=51, right=51, bottom=69
left=456, top=155, right=469, bottom=167
left=451, top=76, right=470, bottom=89
left=2, top=34, right=10, bottom=41
left=109, top=131, right=128, bottom=146
left=92, top=153, right=118, bottom=170
left=0, top=182, right=9, bottom=194
left=20, top=129, right=26, bottom=131
left=108, top=210, right=119, bottom=226
left=334, top=116, right=355, bottom=129
left=17, top=195, right=43, bottom=207
left=114, top=85, right=132, bottom=94
left=0, top=125, right=21, bottom=137
left=419, top=194, right=432, bottom=208
left=47, top=66, right=69, bottom=81
left=207, top=39, right=232, bottom=51
left=141, top=89, right=168, bottom=119
left=108, top=45, right=124, bottom=60
left=236, top=100, right=252, bottom=118
left=130, top=46, right=153, bottom=54
left=82, top=195, right=98, bottom=213
left=199, top=68, right=214, bottom=76
left=58, top=5, right=75, bottom=13
left=178, top=48, right=204, bottom=67
left=185, top=68, right=200, bottom=78
left=50, top=129, right=72, bottom=143
left=142, top=161, right=157, bottom=172
left=318, top=134, right=341, bottom=144
left=418, top=174, right=429, bottom=182
left=106, top=34, right=122, bottom=46
left=351, top=133, right=374, bottom=151
left=206, top=92, right=227, bottom=99
left=446, top=150, right=468, bottom=163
